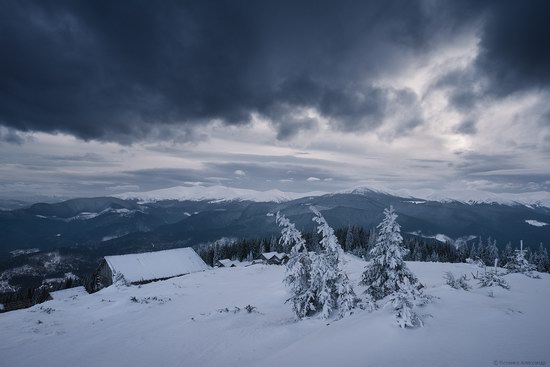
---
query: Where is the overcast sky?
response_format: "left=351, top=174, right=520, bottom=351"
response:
left=1, top=0, right=550, bottom=200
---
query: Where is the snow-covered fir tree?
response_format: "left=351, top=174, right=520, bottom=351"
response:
left=345, top=224, right=354, bottom=252
left=366, top=227, right=377, bottom=259
left=276, top=212, right=315, bottom=319
left=113, top=271, right=128, bottom=287
left=457, top=244, right=470, bottom=263
left=485, top=239, right=499, bottom=265
left=469, top=242, right=478, bottom=261
left=310, top=207, right=359, bottom=319
left=477, top=238, right=488, bottom=264
left=428, top=250, right=439, bottom=262
left=360, top=206, right=423, bottom=301
left=412, top=242, right=423, bottom=261
left=534, top=243, right=549, bottom=273
left=269, top=236, right=278, bottom=252
left=505, top=240, right=537, bottom=275
left=388, top=278, right=424, bottom=328
left=501, top=242, right=514, bottom=267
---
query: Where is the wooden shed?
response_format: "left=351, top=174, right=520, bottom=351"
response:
left=93, top=248, right=208, bottom=291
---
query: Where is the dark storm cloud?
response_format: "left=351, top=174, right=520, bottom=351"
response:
left=475, top=1, right=550, bottom=96
left=0, top=0, right=476, bottom=143
left=435, top=1, right=550, bottom=112
left=1, top=0, right=549, bottom=143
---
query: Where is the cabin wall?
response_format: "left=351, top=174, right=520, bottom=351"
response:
left=92, top=261, right=113, bottom=292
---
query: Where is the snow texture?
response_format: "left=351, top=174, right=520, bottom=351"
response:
left=49, top=286, right=88, bottom=300
left=105, top=248, right=208, bottom=284
left=1, top=258, right=549, bottom=367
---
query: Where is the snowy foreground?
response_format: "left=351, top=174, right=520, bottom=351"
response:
left=1, top=256, right=549, bottom=367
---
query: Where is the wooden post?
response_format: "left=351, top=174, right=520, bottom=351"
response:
left=520, top=240, right=523, bottom=253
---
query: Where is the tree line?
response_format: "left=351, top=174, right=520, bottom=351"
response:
left=196, top=224, right=550, bottom=273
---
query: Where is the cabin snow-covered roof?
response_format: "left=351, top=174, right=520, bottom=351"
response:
left=261, top=252, right=288, bottom=260
left=217, top=259, right=237, bottom=267
left=104, top=248, right=208, bottom=283
left=217, top=259, right=251, bottom=267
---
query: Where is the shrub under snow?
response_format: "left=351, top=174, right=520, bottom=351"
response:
left=443, top=272, right=471, bottom=291
left=477, top=268, right=510, bottom=290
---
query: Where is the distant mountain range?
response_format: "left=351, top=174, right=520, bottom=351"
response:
left=116, top=184, right=550, bottom=207
left=1, top=185, right=549, bottom=260
left=115, top=185, right=325, bottom=203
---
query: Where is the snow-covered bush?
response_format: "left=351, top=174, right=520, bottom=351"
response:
left=276, top=212, right=316, bottom=319
left=113, top=272, right=128, bottom=287
left=477, top=268, right=510, bottom=290
left=443, top=272, right=471, bottom=291
left=361, top=206, right=423, bottom=301
left=465, top=258, right=485, bottom=268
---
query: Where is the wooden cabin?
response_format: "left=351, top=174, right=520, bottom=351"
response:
left=260, top=252, right=289, bottom=265
left=93, top=248, right=208, bottom=291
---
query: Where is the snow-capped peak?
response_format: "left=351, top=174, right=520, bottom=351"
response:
left=115, top=185, right=325, bottom=203
left=116, top=184, right=550, bottom=207
left=341, top=185, right=550, bottom=208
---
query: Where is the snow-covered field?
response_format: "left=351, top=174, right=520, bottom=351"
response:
left=1, top=256, right=549, bottom=367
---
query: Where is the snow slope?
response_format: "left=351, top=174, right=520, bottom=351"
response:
left=116, top=185, right=325, bottom=203
left=1, top=256, right=549, bottom=367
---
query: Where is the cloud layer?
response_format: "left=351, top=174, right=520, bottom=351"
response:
left=3, top=0, right=545, bottom=142
left=1, top=0, right=549, bottom=199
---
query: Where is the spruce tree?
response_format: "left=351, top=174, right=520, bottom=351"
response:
left=486, top=239, right=499, bottom=265
left=361, top=206, right=422, bottom=301
left=506, top=241, right=537, bottom=275
left=469, top=242, right=478, bottom=261
left=345, top=225, right=354, bottom=252
left=276, top=212, right=315, bottom=318
left=311, top=207, right=358, bottom=319
left=501, top=242, right=513, bottom=267
left=388, top=278, right=424, bottom=328
left=477, top=238, right=487, bottom=264
left=535, top=243, right=549, bottom=273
